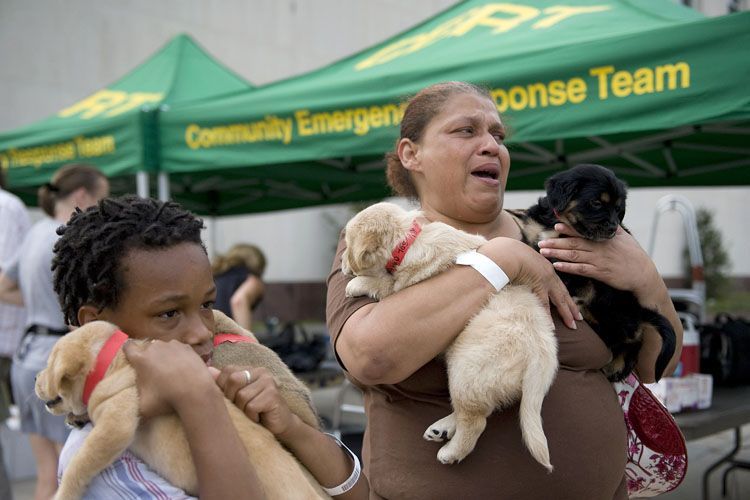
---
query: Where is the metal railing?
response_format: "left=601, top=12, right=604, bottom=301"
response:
left=648, top=194, right=706, bottom=323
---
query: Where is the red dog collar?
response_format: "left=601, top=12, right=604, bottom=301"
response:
left=385, top=219, right=422, bottom=274
left=213, top=333, right=257, bottom=346
left=82, top=330, right=129, bottom=406
left=80, top=331, right=255, bottom=406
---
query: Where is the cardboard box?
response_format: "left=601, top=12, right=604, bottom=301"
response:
left=644, top=374, right=713, bottom=413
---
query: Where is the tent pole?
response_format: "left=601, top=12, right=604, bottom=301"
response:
left=210, top=216, right=217, bottom=258
left=158, top=172, right=170, bottom=201
left=136, top=171, right=149, bottom=198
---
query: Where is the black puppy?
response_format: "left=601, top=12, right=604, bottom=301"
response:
left=508, top=164, right=676, bottom=382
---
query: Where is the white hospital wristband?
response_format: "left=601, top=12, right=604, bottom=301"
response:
left=455, top=250, right=510, bottom=292
left=322, top=433, right=361, bottom=496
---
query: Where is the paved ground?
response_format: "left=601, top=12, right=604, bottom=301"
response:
left=8, top=393, right=750, bottom=500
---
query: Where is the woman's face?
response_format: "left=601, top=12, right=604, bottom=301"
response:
left=404, top=93, right=510, bottom=223
left=87, top=242, right=216, bottom=363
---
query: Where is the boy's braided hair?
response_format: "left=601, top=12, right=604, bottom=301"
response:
left=53, top=195, right=205, bottom=326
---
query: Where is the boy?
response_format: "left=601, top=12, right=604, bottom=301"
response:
left=52, top=195, right=366, bottom=499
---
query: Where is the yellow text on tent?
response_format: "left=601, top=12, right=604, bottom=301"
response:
left=58, top=90, right=163, bottom=119
left=295, top=103, right=406, bottom=137
left=185, top=116, right=294, bottom=149
left=589, top=62, right=690, bottom=99
left=490, top=61, right=691, bottom=113
left=355, top=3, right=611, bottom=70
left=0, top=134, right=116, bottom=170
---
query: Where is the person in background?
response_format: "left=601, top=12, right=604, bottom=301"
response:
left=0, top=168, right=31, bottom=500
left=0, top=163, right=108, bottom=500
left=212, top=243, right=267, bottom=330
left=326, top=81, right=683, bottom=499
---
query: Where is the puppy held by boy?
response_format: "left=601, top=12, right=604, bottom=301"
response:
left=341, top=202, right=557, bottom=470
left=508, top=163, right=677, bottom=382
left=35, top=313, right=328, bottom=499
left=36, top=195, right=338, bottom=499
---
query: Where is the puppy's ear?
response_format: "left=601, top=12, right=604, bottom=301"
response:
left=616, top=178, right=628, bottom=222
left=50, top=353, right=87, bottom=397
left=351, top=230, right=387, bottom=273
left=544, top=170, right=579, bottom=213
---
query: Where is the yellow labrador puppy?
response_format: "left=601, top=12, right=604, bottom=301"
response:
left=342, top=202, right=557, bottom=470
left=35, top=311, right=329, bottom=500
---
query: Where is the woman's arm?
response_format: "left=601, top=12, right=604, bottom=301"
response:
left=230, top=275, right=264, bottom=330
left=124, top=340, right=265, bottom=500
left=334, top=236, right=580, bottom=386
left=538, top=224, right=684, bottom=382
left=215, top=366, right=368, bottom=499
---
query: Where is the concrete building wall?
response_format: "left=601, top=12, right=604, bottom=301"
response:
left=2, top=0, right=747, bottom=319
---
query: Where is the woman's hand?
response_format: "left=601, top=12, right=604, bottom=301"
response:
left=212, top=366, right=296, bottom=436
left=538, top=222, right=684, bottom=381
left=123, top=339, right=218, bottom=418
left=479, top=237, right=581, bottom=329
left=538, top=223, right=657, bottom=294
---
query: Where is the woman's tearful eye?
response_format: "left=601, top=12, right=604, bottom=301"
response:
left=202, top=301, right=215, bottom=310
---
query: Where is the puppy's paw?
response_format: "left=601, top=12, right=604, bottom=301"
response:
left=437, top=442, right=468, bottom=465
left=345, top=277, right=370, bottom=298
left=424, top=413, right=456, bottom=442
left=65, top=413, right=90, bottom=429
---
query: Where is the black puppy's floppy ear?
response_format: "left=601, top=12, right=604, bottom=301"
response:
left=615, top=177, right=628, bottom=222
left=544, top=169, right=579, bottom=214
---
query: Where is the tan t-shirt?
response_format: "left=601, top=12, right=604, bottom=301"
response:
left=326, top=231, right=630, bottom=500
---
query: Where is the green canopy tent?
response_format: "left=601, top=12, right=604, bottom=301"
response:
left=159, top=0, right=750, bottom=216
left=0, top=34, right=253, bottom=206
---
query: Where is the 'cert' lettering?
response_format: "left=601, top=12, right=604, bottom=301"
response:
left=58, top=90, right=163, bottom=119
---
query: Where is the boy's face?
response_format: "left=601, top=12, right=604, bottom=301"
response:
left=89, top=242, right=216, bottom=363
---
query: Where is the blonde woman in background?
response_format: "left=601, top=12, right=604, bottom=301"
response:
left=212, top=244, right=266, bottom=330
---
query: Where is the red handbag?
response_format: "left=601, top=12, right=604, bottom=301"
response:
left=614, top=373, right=688, bottom=497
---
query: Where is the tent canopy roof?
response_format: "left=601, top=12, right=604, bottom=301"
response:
left=1, top=34, right=253, bottom=204
left=159, top=0, right=750, bottom=215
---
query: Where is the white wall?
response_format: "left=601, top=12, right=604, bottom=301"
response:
left=0, top=0, right=456, bottom=130
left=504, top=187, right=749, bottom=280
left=205, top=186, right=749, bottom=283
left=2, top=0, right=747, bottom=283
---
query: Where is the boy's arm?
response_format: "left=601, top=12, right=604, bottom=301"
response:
left=277, top=415, right=368, bottom=499
left=175, top=385, right=265, bottom=500
left=124, top=340, right=265, bottom=500
left=215, top=366, right=369, bottom=499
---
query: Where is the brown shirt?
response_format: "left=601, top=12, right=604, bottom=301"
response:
left=327, top=231, right=630, bottom=500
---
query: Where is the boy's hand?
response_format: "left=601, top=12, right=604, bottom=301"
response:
left=212, top=366, right=298, bottom=436
left=124, top=339, right=219, bottom=418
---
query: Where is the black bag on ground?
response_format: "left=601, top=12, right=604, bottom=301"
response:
left=262, top=321, right=329, bottom=373
left=700, top=313, right=750, bottom=386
